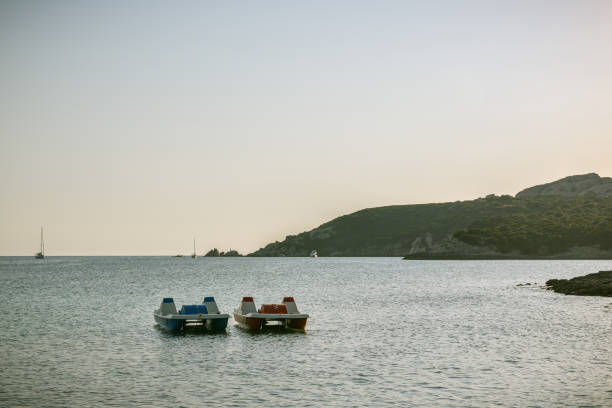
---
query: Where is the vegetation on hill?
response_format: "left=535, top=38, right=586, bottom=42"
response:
left=249, top=196, right=512, bottom=256
left=454, top=195, right=612, bottom=255
left=250, top=194, right=612, bottom=257
left=248, top=174, right=612, bottom=258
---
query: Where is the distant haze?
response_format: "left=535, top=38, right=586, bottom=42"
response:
left=1, top=1, right=611, bottom=255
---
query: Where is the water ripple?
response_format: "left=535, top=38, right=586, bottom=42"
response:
left=1, top=257, right=611, bottom=407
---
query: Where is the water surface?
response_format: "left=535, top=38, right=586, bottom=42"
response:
left=0, top=257, right=610, bottom=407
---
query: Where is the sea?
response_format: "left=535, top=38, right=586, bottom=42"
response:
left=0, top=257, right=610, bottom=407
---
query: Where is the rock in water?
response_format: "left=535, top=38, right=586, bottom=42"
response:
left=546, top=270, right=612, bottom=297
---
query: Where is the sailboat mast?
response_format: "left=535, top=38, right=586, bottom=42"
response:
left=41, top=227, right=44, bottom=255
left=193, top=237, right=195, bottom=255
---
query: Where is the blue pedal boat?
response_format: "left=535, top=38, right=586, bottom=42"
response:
left=153, top=297, right=229, bottom=332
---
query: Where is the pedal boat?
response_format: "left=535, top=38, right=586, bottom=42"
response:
left=233, top=297, right=309, bottom=330
left=153, top=297, right=229, bottom=332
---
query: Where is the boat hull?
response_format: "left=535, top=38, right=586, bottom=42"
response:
left=154, top=313, right=229, bottom=332
left=207, top=317, right=229, bottom=331
left=233, top=312, right=263, bottom=330
left=287, top=317, right=308, bottom=330
left=154, top=314, right=183, bottom=332
left=233, top=312, right=308, bottom=330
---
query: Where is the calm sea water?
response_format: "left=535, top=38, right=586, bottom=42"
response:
left=0, top=257, right=610, bottom=407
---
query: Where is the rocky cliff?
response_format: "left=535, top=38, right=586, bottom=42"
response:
left=516, top=173, right=612, bottom=198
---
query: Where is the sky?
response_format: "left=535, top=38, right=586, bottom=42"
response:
left=1, top=0, right=611, bottom=255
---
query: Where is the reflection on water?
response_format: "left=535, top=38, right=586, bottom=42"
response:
left=0, top=257, right=611, bottom=407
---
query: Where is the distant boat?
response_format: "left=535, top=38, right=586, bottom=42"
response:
left=310, top=250, right=318, bottom=258
left=174, top=255, right=183, bottom=258
left=192, top=237, right=197, bottom=258
left=35, top=227, right=45, bottom=259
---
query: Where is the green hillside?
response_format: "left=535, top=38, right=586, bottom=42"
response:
left=250, top=196, right=519, bottom=256
left=453, top=195, right=612, bottom=255
left=249, top=174, right=612, bottom=258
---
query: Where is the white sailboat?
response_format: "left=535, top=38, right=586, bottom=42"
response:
left=191, top=237, right=197, bottom=258
left=35, top=227, right=45, bottom=259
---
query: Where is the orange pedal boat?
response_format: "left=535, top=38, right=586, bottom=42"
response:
left=233, top=297, right=309, bottom=330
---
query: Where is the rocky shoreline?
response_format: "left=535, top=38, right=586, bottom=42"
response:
left=546, top=270, right=612, bottom=297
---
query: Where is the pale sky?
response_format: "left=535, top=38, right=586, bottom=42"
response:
left=1, top=1, right=611, bottom=255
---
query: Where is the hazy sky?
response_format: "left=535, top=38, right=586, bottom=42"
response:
left=1, top=1, right=611, bottom=255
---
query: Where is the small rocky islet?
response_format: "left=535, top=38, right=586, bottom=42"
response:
left=546, top=270, right=612, bottom=297
left=204, top=248, right=242, bottom=257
